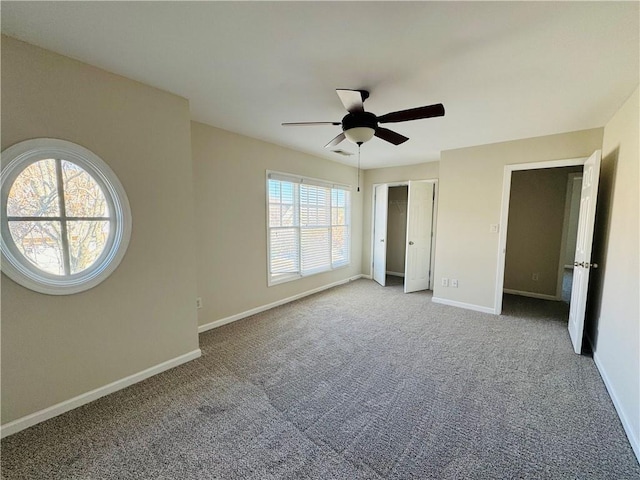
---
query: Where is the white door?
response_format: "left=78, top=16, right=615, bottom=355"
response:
left=404, top=181, right=435, bottom=293
left=568, top=150, right=601, bottom=354
left=372, top=184, right=389, bottom=286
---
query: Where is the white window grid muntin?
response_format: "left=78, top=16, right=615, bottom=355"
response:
left=266, top=171, right=351, bottom=286
left=1, top=139, right=132, bottom=295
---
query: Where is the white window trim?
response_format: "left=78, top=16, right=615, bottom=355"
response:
left=266, top=170, right=351, bottom=287
left=1, top=138, right=132, bottom=295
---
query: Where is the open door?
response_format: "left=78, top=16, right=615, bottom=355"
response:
left=404, top=181, right=435, bottom=293
left=372, top=184, right=389, bottom=286
left=568, top=150, right=601, bottom=354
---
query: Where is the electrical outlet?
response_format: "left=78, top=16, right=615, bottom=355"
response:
left=442, top=278, right=449, bottom=287
left=532, top=273, right=539, bottom=281
left=451, top=279, right=459, bottom=288
left=196, top=297, right=203, bottom=309
left=489, top=224, right=499, bottom=233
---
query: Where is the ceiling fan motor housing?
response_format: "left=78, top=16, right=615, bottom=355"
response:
left=342, top=111, right=378, bottom=131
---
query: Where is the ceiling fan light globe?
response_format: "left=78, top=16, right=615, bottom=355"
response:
left=344, top=127, right=375, bottom=144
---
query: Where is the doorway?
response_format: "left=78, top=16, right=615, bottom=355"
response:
left=371, top=180, right=437, bottom=293
left=386, top=186, right=408, bottom=280
left=495, top=151, right=602, bottom=354
left=502, top=165, right=583, bottom=303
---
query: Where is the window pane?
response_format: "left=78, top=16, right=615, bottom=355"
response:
left=268, top=179, right=281, bottom=202
left=281, top=204, right=295, bottom=226
left=62, top=160, right=109, bottom=217
left=269, top=204, right=282, bottom=227
left=67, top=220, right=110, bottom=274
left=301, top=227, right=330, bottom=273
left=332, top=206, right=347, bottom=226
left=332, top=189, right=346, bottom=208
left=281, top=182, right=295, bottom=204
left=300, top=184, right=330, bottom=226
left=7, top=159, right=60, bottom=217
left=332, top=225, right=349, bottom=267
left=8, top=220, right=64, bottom=275
left=270, top=228, right=299, bottom=274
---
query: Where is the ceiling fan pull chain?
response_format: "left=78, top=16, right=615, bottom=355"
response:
left=357, top=143, right=361, bottom=192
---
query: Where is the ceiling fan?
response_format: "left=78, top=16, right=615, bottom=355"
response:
left=282, top=89, right=445, bottom=148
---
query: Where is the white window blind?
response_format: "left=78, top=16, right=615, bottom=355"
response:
left=267, top=172, right=350, bottom=285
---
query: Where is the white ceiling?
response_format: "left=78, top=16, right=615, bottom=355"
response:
left=2, top=2, right=638, bottom=169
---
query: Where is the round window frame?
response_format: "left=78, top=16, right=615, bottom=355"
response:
left=1, top=138, right=132, bottom=295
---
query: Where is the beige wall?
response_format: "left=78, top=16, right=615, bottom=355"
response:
left=191, top=122, right=363, bottom=325
left=362, top=163, right=439, bottom=276
left=587, top=87, right=639, bottom=455
left=386, top=186, right=408, bottom=274
left=504, top=166, right=582, bottom=297
left=434, top=128, right=604, bottom=310
left=1, top=38, right=199, bottom=423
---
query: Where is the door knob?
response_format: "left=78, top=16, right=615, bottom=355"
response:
left=573, top=261, right=599, bottom=268
left=380, top=239, right=384, bottom=242
left=408, top=241, right=414, bottom=245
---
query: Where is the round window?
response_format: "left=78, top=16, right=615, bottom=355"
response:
left=1, top=139, right=131, bottom=294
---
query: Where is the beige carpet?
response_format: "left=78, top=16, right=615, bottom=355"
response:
left=2, top=279, right=638, bottom=479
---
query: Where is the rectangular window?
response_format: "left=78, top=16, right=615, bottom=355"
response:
left=267, top=171, right=351, bottom=285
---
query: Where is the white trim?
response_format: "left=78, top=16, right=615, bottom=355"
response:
left=386, top=271, right=405, bottom=277
left=0, top=349, right=201, bottom=439
left=361, top=274, right=372, bottom=280
left=503, top=289, right=560, bottom=301
left=431, top=296, right=496, bottom=314
left=591, top=348, right=640, bottom=463
left=199, top=275, right=364, bottom=333
left=494, top=156, right=588, bottom=315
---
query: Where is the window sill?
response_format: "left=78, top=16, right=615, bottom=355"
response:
left=268, top=263, right=351, bottom=287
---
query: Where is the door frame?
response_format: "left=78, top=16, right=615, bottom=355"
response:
left=494, top=157, right=588, bottom=315
left=370, top=179, right=438, bottom=289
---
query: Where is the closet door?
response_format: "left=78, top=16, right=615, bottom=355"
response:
left=404, top=181, right=434, bottom=293
left=372, top=184, right=388, bottom=286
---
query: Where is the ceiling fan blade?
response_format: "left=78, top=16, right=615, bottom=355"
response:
left=374, top=127, right=409, bottom=145
left=377, top=103, right=445, bottom=124
left=282, top=121, right=341, bottom=126
left=324, top=132, right=346, bottom=149
left=336, top=89, right=366, bottom=113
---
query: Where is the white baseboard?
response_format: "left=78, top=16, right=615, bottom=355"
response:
left=0, top=349, right=201, bottom=439
left=386, top=271, right=405, bottom=277
left=198, top=275, right=364, bottom=333
left=361, top=274, right=372, bottom=280
left=591, top=348, right=640, bottom=464
left=503, top=289, right=560, bottom=301
left=431, top=296, right=496, bottom=314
